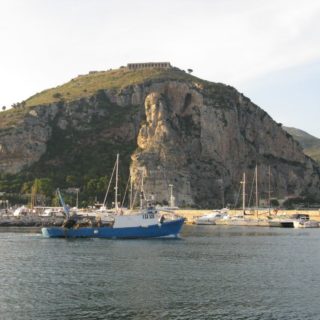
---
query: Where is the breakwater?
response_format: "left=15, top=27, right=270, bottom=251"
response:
left=0, top=216, right=64, bottom=227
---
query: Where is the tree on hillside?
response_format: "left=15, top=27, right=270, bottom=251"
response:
left=30, top=178, right=54, bottom=207
left=21, top=182, right=33, bottom=194
left=66, top=175, right=78, bottom=187
left=2, top=106, right=6, bottom=111
left=187, top=69, right=193, bottom=74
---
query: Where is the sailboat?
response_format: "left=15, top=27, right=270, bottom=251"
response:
left=42, top=154, right=185, bottom=238
left=224, top=169, right=266, bottom=226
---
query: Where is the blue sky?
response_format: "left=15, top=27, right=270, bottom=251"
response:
left=0, top=0, right=319, bottom=137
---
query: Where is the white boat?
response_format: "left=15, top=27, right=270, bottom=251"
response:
left=293, top=219, right=319, bottom=228
left=268, top=218, right=295, bottom=228
left=194, top=210, right=229, bottom=225
left=39, top=207, right=65, bottom=217
left=268, top=217, right=319, bottom=228
left=13, top=206, right=30, bottom=217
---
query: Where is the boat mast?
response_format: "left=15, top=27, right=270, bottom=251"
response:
left=102, top=159, right=117, bottom=208
left=242, top=172, right=246, bottom=215
left=115, top=153, right=119, bottom=211
left=130, top=175, right=133, bottom=210
left=140, top=172, right=144, bottom=210
left=255, top=165, right=258, bottom=216
left=76, top=188, right=79, bottom=209
left=169, top=184, right=174, bottom=208
left=268, top=165, right=271, bottom=215
left=31, top=184, right=36, bottom=209
left=220, top=179, right=225, bottom=208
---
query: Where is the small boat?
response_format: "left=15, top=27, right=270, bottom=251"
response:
left=268, top=218, right=295, bottom=228
left=268, top=216, right=319, bottom=228
left=42, top=155, right=184, bottom=239
left=13, top=205, right=30, bottom=217
left=194, top=210, right=229, bottom=225
left=293, top=219, right=319, bottom=228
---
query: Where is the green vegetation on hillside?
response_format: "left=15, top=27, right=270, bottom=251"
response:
left=0, top=91, right=140, bottom=207
left=0, top=65, right=206, bottom=131
left=284, top=126, right=320, bottom=163
left=25, top=67, right=204, bottom=107
left=0, top=107, right=34, bottom=128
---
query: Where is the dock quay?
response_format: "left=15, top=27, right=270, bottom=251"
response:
left=174, top=209, right=320, bottom=226
left=1, top=209, right=320, bottom=228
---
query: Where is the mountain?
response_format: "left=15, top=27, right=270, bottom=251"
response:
left=283, top=127, right=320, bottom=163
left=0, top=66, right=320, bottom=207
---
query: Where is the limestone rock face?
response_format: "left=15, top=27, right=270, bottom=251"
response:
left=0, top=75, right=319, bottom=207
left=0, top=105, right=58, bottom=174
left=129, top=81, right=320, bottom=207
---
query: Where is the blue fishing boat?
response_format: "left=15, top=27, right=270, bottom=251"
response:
left=42, top=213, right=184, bottom=239
left=42, top=154, right=184, bottom=239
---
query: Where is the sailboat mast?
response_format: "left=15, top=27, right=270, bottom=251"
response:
left=140, top=173, right=144, bottom=210
left=242, top=172, right=246, bottom=214
left=255, top=165, right=259, bottom=217
left=255, top=165, right=258, bottom=208
left=130, top=175, right=133, bottom=210
left=115, top=153, right=119, bottom=211
left=169, top=184, right=173, bottom=208
left=268, top=165, right=271, bottom=214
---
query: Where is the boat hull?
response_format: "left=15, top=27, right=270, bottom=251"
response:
left=195, top=220, right=216, bottom=225
left=42, top=218, right=185, bottom=239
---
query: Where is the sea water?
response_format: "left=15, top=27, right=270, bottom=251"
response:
left=0, top=226, right=319, bottom=320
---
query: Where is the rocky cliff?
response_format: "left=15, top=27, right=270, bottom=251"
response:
left=0, top=68, right=319, bottom=207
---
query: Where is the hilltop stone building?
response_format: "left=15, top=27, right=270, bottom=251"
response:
left=127, top=62, right=171, bottom=70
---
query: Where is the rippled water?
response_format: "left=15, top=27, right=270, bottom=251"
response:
left=0, top=226, right=320, bottom=320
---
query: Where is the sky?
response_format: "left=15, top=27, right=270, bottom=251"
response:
left=0, top=0, right=319, bottom=137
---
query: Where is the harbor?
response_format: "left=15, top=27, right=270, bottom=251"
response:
left=1, top=208, right=320, bottom=228
left=1, top=1, right=320, bottom=319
